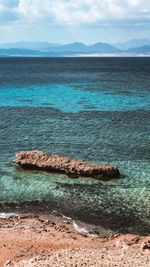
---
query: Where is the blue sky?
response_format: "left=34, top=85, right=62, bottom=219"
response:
left=0, top=0, right=150, bottom=44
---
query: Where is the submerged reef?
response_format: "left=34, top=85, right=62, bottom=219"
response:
left=14, top=150, right=120, bottom=181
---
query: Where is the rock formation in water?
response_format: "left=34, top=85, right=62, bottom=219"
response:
left=14, top=151, right=120, bottom=180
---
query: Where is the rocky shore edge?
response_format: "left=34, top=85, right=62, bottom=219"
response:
left=0, top=214, right=149, bottom=267
left=14, top=150, right=120, bottom=180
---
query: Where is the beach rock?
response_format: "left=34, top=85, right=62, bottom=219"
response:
left=140, top=240, right=150, bottom=251
left=14, top=150, right=120, bottom=181
left=4, top=260, right=11, bottom=266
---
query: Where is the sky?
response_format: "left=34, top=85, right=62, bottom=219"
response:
left=0, top=0, right=150, bottom=44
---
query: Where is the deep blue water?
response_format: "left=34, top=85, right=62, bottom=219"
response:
left=0, top=57, right=150, bottom=235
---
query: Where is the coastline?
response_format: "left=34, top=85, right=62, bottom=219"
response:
left=0, top=213, right=149, bottom=267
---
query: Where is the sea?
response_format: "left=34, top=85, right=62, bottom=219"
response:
left=0, top=57, right=149, bottom=235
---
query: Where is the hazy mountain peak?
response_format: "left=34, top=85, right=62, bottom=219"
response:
left=126, top=44, right=150, bottom=53
left=89, top=42, right=121, bottom=53
left=115, top=39, right=150, bottom=50
left=0, top=41, right=61, bottom=50
left=0, top=40, right=150, bottom=56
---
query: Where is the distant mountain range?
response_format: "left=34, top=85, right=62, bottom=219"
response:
left=0, top=40, right=150, bottom=57
left=114, top=39, right=150, bottom=50
left=0, top=41, right=61, bottom=50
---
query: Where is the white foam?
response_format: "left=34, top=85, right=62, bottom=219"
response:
left=73, top=221, right=89, bottom=234
left=0, top=212, right=18, bottom=219
left=62, top=214, right=72, bottom=220
left=73, top=221, right=99, bottom=237
left=88, top=232, right=99, bottom=238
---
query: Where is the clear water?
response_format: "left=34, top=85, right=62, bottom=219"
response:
left=0, top=57, right=150, bottom=234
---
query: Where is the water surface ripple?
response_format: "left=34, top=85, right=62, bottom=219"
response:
left=0, top=57, right=149, bottom=235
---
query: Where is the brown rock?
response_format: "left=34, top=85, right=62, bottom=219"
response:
left=140, top=240, right=150, bottom=251
left=13, top=150, right=120, bottom=181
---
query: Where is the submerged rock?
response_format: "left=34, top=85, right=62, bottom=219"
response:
left=14, top=151, right=120, bottom=180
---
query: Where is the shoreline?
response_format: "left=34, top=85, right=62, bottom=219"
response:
left=0, top=213, right=149, bottom=267
left=0, top=201, right=149, bottom=236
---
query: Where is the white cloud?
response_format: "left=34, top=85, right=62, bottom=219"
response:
left=0, top=0, right=20, bottom=23
left=16, top=0, right=130, bottom=24
left=0, top=0, right=150, bottom=26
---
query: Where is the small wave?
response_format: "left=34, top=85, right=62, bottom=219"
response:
left=73, top=221, right=99, bottom=237
left=62, top=214, right=72, bottom=220
left=0, top=212, right=18, bottom=219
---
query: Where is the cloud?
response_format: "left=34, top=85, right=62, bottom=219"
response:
left=0, top=0, right=150, bottom=27
left=0, top=0, right=19, bottom=7
left=0, top=0, right=20, bottom=23
left=16, top=0, right=133, bottom=25
left=0, top=11, right=19, bottom=23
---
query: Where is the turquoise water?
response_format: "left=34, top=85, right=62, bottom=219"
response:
left=0, top=83, right=150, bottom=112
left=0, top=57, right=149, bottom=234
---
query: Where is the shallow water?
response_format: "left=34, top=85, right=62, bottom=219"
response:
left=0, top=57, right=150, bottom=234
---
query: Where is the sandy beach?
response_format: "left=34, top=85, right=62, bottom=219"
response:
left=0, top=214, right=149, bottom=267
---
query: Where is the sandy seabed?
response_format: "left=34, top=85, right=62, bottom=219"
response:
left=0, top=214, right=149, bottom=267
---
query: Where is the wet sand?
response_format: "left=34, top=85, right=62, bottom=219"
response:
left=0, top=214, right=149, bottom=267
